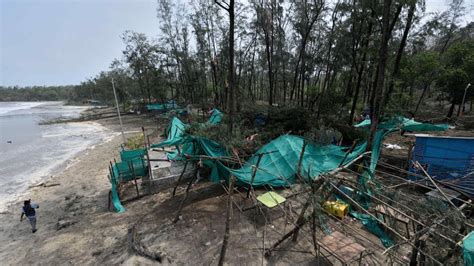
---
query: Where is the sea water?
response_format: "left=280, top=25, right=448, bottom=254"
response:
left=0, top=102, right=112, bottom=210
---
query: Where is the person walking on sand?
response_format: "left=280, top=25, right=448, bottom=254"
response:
left=20, top=200, right=39, bottom=233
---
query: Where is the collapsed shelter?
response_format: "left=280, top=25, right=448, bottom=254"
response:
left=106, top=107, right=474, bottom=265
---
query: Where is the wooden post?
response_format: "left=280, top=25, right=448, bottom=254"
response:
left=109, top=162, right=116, bottom=182
left=415, top=161, right=463, bottom=215
left=142, top=127, right=153, bottom=195
left=172, top=159, right=189, bottom=197
left=128, top=161, right=140, bottom=198
left=338, top=140, right=358, bottom=167
left=296, top=140, right=308, bottom=179
left=293, top=178, right=326, bottom=242
left=311, top=180, right=319, bottom=257
left=218, top=175, right=235, bottom=266
left=108, top=189, right=112, bottom=211
left=265, top=209, right=311, bottom=257
left=173, top=171, right=198, bottom=223
left=247, top=153, right=264, bottom=198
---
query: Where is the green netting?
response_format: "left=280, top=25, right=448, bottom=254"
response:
left=151, top=117, right=188, bottom=148
left=464, top=231, right=474, bottom=265
left=351, top=211, right=394, bottom=247
left=133, top=114, right=448, bottom=247
left=229, top=135, right=366, bottom=186
left=120, top=148, right=146, bottom=161
left=110, top=179, right=125, bottom=213
left=354, top=116, right=448, bottom=132
left=112, top=158, right=147, bottom=182
left=351, top=116, right=448, bottom=247
left=109, top=148, right=149, bottom=213
left=146, top=101, right=179, bottom=111
left=151, top=109, right=222, bottom=149
left=207, top=108, right=223, bottom=125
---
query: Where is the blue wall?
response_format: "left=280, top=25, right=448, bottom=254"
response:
left=410, top=136, right=474, bottom=197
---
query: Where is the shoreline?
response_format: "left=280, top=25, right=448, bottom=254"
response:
left=0, top=103, right=114, bottom=213
left=1, top=122, right=118, bottom=211
left=0, top=107, right=161, bottom=265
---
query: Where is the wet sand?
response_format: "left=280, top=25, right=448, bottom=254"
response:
left=0, top=112, right=164, bottom=265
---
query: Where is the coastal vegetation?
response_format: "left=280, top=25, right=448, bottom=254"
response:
left=2, top=0, right=473, bottom=124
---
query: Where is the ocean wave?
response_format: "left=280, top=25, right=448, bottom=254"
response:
left=0, top=103, right=112, bottom=211
left=0, top=102, right=46, bottom=116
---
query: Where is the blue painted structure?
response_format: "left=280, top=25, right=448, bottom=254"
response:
left=410, top=134, right=474, bottom=198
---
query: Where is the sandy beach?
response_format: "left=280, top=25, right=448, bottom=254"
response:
left=0, top=111, right=164, bottom=265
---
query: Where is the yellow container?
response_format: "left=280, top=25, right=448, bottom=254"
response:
left=323, top=200, right=349, bottom=219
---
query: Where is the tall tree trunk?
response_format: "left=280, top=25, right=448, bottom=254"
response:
left=348, top=14, right=373, bottom=124
left=447, top=101, right=456, bottom=118
left=289, top=5, right=322, bottom=101
left=228, top=0, right=235, bottom=135
left=263, top=22, right=274, bottom=106
left=414, top=83, right=429, bottom=116
left=368, top=0, right=393, bottom=151
left=383, top=0, right=416, bottom=109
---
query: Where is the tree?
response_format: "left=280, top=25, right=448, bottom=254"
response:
left=215, top=0, right=235, bottom=135
left=437, top=40, right=474, bottom=117
left=121, top=31, right=160, bottom=103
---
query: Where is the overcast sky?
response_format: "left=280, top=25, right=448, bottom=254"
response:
left=1, top=0, right=472, bottom=87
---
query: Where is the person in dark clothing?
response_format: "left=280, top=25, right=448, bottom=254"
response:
left=20, top=200, right=39, bottom=233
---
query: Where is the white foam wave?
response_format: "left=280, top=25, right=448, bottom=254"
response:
left=0, top=114, right=114, bottom=212
left=0, top=102, right=46, bottom=116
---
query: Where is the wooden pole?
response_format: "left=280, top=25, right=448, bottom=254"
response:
left=265, top=211, right=311, bottom=257
left=311, top=181, right=319, bottom=257
left=172, top=160, right=189, bottom=197
left=173, top=173, right=198, bottom=223
left=142, top=127, right=153, bottom=195
left=262, top=178, right=326, bottom=256
left=296, top=140, right=308, bottom=178
left=338, top=140, right=358, bottom=167
left=218, top=175, right=235, bottom=266
left=112, top=77, right=127, bottom=145
left=247, top=153, right=264, bottom=198
left=415, top=161, right=462, bottom=215
left=128, top=161, right=140, bottom=198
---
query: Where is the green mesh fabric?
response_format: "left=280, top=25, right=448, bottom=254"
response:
left=151, top=117, right=188, bottom=148
left=151, top=109, right=222, bottom=149
left=354, top=116, right=448, bottom=132
left=170, top=135, right=366, bottom=187
left=124, top=115, right=448, bottom=248
left=229, top=135, right=367, bottom=187
left=120, top=148, right=146, bottom=161
left=207, top=108, right=223, bottom=125
left=464, top=232, right=474, bottom=265
left=146, top=102, right=179, bottom=111
left=109, top=148, right=149, bottom=213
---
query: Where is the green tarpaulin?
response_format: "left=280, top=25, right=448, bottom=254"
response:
left=151, top=117, right=188, bottom=148
left=112, top=114, right=448, bottom=248
left=207, top=109, right=223, bottom=125
left=151, top=109, right=223, bottom=149
left=109, top=148, right=149, bottom=212
left=354, top=117, right=449, bottom=132
left=463, top=231, right=474, bottom=265
left=146, top=101, right=179, bottom=111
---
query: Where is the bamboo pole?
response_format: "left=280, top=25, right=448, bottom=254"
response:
left=218, top=175, right=235, bottom=266
left=172, top=160, right=189, bottom=197
left=142, top=127, right=153, bottom=195
left=172, top=173, right=198, bottom=223
left=296, top=140, right=308, bottom=178
left=327, top=180, right=444, bottom=265
left=338, top=140, right=358, bottom=167
left=415, top=161, right=463, bottom=215
left=247, top=153, right=264, bottom=198
left=128, top=161, right=140, bottom=198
